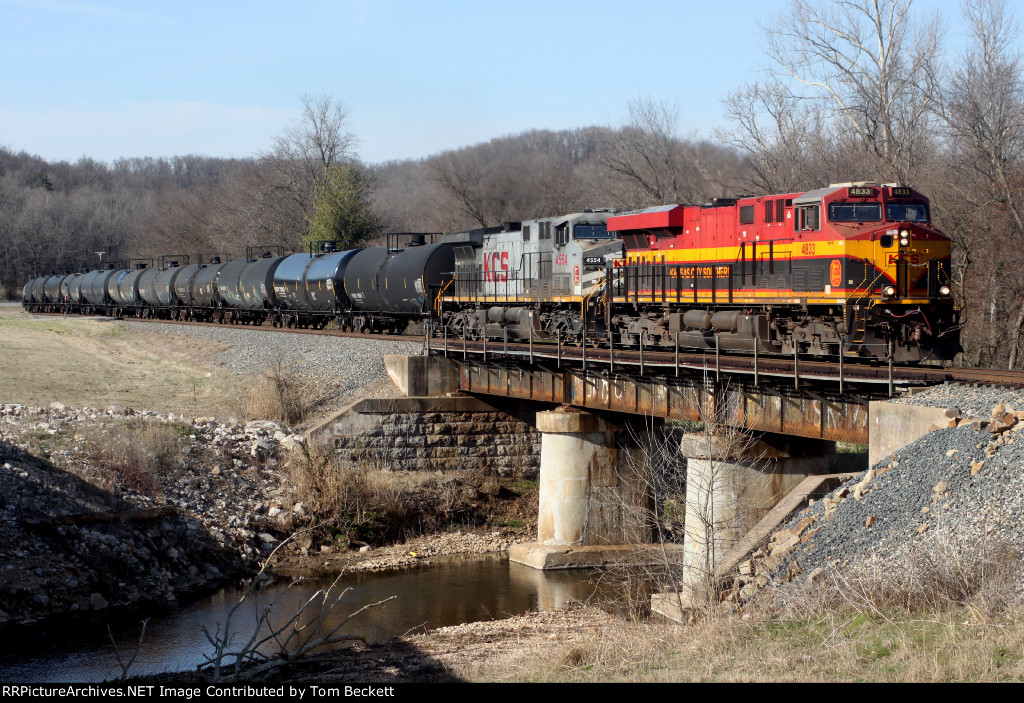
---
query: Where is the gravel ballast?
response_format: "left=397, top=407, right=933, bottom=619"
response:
left=749, top=398, right=1024, bottom=603
left=892, top=382, right=1024, bottom=417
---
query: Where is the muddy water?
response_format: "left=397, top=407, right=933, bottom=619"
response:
left=0, top=555, right=618, bottom=682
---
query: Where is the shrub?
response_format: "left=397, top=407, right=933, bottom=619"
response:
left=82, top=419, right=185, bottom=496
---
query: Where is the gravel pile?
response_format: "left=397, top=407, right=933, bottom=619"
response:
left=118, top=321, right=423, bottom=410
left=745, top=400, right=1024, bottom=601
left=345, top=531, right=526, bottom=573
left=892, top=382, right=1024, bottom=417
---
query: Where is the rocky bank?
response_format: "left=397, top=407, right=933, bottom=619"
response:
left=0, top=402, right=530, bottom=629
left=0, top=402, right=305, bottom=626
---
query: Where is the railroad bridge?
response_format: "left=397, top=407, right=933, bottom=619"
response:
left=313, top=336, right=985, bottom=616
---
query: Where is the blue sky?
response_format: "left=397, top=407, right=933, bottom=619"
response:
left=0, top=0, right=1008, bottom=165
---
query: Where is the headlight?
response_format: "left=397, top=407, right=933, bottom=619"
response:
left=939, top=285, right=951, bottom=296
left=883, top=285, right=896, bottom=297
left=899, top=229, right=910, bottom=246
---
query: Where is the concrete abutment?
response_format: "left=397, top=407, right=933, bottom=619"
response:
left=676, top=431, right=835, bottom=605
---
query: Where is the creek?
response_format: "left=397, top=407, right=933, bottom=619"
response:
left=0, top=554, right=619, bottom=682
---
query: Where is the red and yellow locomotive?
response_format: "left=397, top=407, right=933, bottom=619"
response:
left=605, top=182, right=960, bottom=362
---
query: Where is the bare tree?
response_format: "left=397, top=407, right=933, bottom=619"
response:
left=597, top=99, right=743, bottom=207
left=720, top=81, right=852, bottom=194
left=270, top=94, right=357, bottom=196
left=260, top=95, right=364, bottom=243
left=747, top=0, right=943, bottom=185
left=937, top=0, right=1024, bottom=368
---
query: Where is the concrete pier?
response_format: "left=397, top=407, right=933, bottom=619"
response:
left=534, top=409, right=649, bottom=546
left=677, top=431, right=835, bottom=604
left=511, top=408, right=682, bottom=569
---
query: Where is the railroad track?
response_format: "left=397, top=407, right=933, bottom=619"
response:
left=27, top=311, right=425, bottom=343
left=29, top=310, right=1024, bottom=392
left=425, top=334, right=1024, bottom=393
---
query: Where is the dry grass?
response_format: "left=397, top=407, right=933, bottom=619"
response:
left=0, top=307, right=246, bottom=416
left=78, top=419, right=194, bottom=496
left=427, top=603, right=1024, bottom=682
left=285, top=443, right=525, bottom=547
left=244, top=374, right=311, bottom=425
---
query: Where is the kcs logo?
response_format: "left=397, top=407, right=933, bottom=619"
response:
left=484, top=251, right=509, bottom=282
left=887, top=253, right=922, bottom=265
left=829, top=259, right=842, bottom=287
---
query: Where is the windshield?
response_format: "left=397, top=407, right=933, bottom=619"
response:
left=828, top=202, right=882, bottom=222
left=886, top=202, right=930, bottom=222
left=573, top=224, right=612, bottom=239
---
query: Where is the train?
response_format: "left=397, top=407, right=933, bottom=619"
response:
left=21, top=181, right=961, bottom=363
left=441, top=182, right=960, bottom=362
left=21, top=235, right=453, bottom=334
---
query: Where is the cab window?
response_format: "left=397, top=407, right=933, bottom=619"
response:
left=886, top=202, right=930, bottom=222
left=828, top=202, right=882, bottom=222
left=796, top=204, right=820, bottom=231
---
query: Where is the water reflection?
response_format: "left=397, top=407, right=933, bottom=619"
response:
left=0, top=554, right=612, bottom=683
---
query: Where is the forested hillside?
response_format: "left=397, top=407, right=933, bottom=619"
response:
left=0, top=99, right=748, bottom=298
left=3, top=0, right=1024, bottom=369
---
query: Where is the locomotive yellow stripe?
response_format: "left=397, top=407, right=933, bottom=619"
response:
left=618, top=294, right=933, bottom=306
left=626, top=240, right=950, bottom=265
